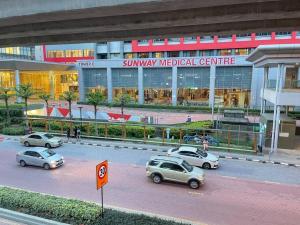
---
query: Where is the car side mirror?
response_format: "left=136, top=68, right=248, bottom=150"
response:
left=39, top=156, right=44, bottom=159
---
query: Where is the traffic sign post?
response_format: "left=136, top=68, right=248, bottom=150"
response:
left=96, top=160, right=108, bottom=218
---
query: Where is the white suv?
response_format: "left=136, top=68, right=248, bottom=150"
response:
left=146, top=155, right=205, bottom=189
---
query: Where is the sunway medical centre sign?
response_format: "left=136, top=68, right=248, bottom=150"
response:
left=123, top=57, right=235, bottom=67
left=78, top=56, right=251, bottom=68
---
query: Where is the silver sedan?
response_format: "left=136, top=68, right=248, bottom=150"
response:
left=20, top=132, right=63, bottom=148
left=16, top=147, right=64, bottom=170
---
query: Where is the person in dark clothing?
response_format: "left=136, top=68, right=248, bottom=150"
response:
left=74, top=126, right=78, bottom=140
left=67, top=128, right=71, bottom=141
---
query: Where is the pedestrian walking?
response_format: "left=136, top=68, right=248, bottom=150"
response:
left=74, top=126, right=78, bottom=140
left=77, top=127, right=81, bottom=141
left=203, top=138, right=209, bottom=151
left=67, top=128, right=71, bottom=141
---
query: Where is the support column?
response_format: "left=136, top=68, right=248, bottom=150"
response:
left=273, top=105, right=281, bottom=152
left=261, top=67, right=268, bottom=114
left=172, top=67, right=177, bottom=106
left=107, top=67, right=113, bottom=103
left=138, top=67, right=144, bottom=104
left=49, top=71, right=55, bottom=99
left=209, top=66, right=216, bottom=107
left=298, top=67, right=300, bottom=88
left=15, top=70, right=22, bottom=103
left=78, top=68, right=85, bottom=102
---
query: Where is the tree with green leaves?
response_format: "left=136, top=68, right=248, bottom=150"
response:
left=87, top=90, right=105, bottom=135
left=39, top=93, right=51, bottom=118
left=15, top=84, right=35, bottom=128
left=61, top=91, right=77, bottom=119
left=0, top=87, right=14, bottom=124
left=114, top=93, right=133, bottom=118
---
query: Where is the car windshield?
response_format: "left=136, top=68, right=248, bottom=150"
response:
left=182, top=160, right=193, bottom=172
left=41, top=149, right=56, bottom=158
left=44, top=134, right=54, bottom=139
left=196, top=149, right=208, bottom=157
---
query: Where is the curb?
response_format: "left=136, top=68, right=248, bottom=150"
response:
left=4, top=136, right=300, bottom=168
left=0, top=208, right=68, bottom=225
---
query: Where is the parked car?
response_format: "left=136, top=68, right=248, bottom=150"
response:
left=167, top=146, right=219, bottom=169
left=146, top=155, right=205, bottom=189
left=16, top=147, right=64, bottom=170
left=20, top=132, right=63, bottom=148
left=183, top=134, right=220, bottom=146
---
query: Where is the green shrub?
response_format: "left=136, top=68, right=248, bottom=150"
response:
left=2, top=127, right=25, bottom=135
left=0, top=187, right=188, bottom=225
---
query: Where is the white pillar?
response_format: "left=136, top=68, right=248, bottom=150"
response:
left=107, top=67, right=113, bottom=103
left=138, top=67, right=144, bottom=104
left=297, top=67, right=300, bottom=87
left=209, top=65, right=216, bottom=107
left=78, top=68, right=85, bottom=102
left=15, top=70, right=22, bottom=103
left=273, top=105, right=281, bottom=152
left=172, top=67, right=177, bottom=106
left=260, top=67, right=268, bottom=115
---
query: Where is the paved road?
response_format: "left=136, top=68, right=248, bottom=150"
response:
left=0, top=140, right=300, bottom=225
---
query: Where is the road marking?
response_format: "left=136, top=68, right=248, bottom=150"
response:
left=263, top=180, right=281, bottom=185
left=220, top=175, right=238, bottom=179
left=188, top=191, right=203, bottom=196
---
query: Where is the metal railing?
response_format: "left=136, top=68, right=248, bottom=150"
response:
left=27, top=117, right=262, bottom=154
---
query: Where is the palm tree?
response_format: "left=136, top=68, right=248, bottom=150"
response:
left=39, top=93, right=51, bottom=118
left=61, top=91, right=77, bottom=119
left=15, top=84, right=35, bottom=128
left=0, top=87, right=13, bottom=124
left=114, top=93, right=133, bottom=118
left=87, top=90, right=105, bottom=135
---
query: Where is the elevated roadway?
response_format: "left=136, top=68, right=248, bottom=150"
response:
left=0, top=0, right=300, bottom=46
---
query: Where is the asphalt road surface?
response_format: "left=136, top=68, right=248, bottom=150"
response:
left=0, top=139, right=299, bottom=225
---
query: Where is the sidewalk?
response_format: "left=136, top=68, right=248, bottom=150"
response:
left=3, top=135, right=300, bottom=167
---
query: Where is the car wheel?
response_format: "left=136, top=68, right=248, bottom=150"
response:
left=24, top=141, right=30, bottom=147
left=20, top=160, right=26, bottom=167
left=43, top=163, right=50, bottom=170
left=202, top=162, right=211, bottom=169
left=152, top=174, right=162, bottom=184
left=45, top=143, right=51, bottom=148
left=189, top=179, right=200, bottom=189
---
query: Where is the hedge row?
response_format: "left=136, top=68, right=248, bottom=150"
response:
left=0, top=187, right=188, bottom=225
left=31, top=119, right=216, bottom=139
left=1, top=127, right=25, bottom=135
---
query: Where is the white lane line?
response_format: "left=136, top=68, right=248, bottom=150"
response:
left=220, top=175, right=238, bottom=179
left=188, top=192, right=203, bottom=196
left=263, top=180, right=281, bottom=185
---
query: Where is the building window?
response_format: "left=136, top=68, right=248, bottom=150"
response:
left=110, top=53, right=121, bottom=59
left=98, top=54, right=107, bottom=59
left=200, top=50, right=215, bottom=56
left=219, top=49, right=233, bottom=56
left=275, top=32, right=291, bottom=36
left=256, top=32, right=271, bottom=37
left=83, top=49, right=94, bottom=57
left=124, top=53, right=135, bottom=59
left=167, top=51, right=179, bottom=58
left=153, top=52, right=164, bottom=58
left=168, top=38, right=180, bottom=42
left=138, top=40, right=148, bottom=44
left=183, top=51, right=197, bottom=57
left=236, top=33, right=251, bottom=38
left=184, top=37, right=197, bottom=42
left=234, top=49, right=250, bottom=55
left=138, top=52, right=149, bottom=58
left=47, top=50, right=65, bottom=58
left=153, top=39, right=164, bottom=43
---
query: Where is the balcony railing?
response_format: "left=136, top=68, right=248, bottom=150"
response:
left=266, top=80, right=300, bottom=90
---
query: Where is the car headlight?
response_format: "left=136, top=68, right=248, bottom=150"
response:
left=50, top=160, right=56, bottom=164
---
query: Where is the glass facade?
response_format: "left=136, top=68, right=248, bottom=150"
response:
left=20, top=71, right=78, bottom=100
left=112, top=68, right=138, bottom=101
left=177, top=68, right=210, bottom=106
left=0, top=47, right=34, bottom=60
left=144, top=68, right=172, bottom=104
left=0, top=71, right=15, bottom=89
left=83, top=68, right=107, bottom=97
left=47, top=49, right=94, bottom=58
left=215, top=67, right=252, bottom=107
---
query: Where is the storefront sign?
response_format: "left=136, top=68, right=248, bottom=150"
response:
left=79, top=61, right=94, bottom=67
left=123, top=57, right=235, bottom=68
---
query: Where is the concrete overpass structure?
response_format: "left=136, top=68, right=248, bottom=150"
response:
left=0, top=0, right=300, bottom=46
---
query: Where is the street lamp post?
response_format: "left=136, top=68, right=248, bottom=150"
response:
left=78, top=106, right=83, bottom=129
